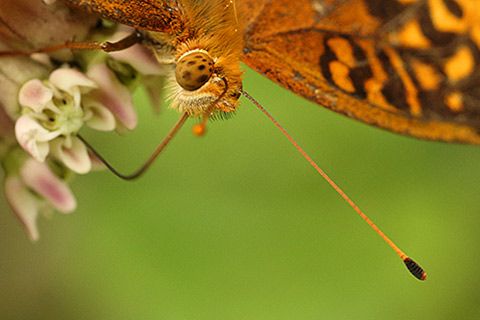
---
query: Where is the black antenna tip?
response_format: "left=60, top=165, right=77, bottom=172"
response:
left=403, top=257, right=427, bottom=281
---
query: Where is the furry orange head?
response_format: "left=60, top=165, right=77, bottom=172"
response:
left=144, top=0, right=244, bottom=118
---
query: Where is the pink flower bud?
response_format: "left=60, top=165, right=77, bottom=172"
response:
left=87, top=64, right=138, bottom=130
left=108, top=28, right=166, bottom=76
left=19, top=158, right=76, bottom=213
left=5, top=176, right=41, bottom=241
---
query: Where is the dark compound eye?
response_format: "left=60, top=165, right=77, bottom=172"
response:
left=175, top=51, right=214, bottom=91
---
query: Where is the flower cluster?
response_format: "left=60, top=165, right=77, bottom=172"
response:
left=16, top=65, right=132, bottom=174
left=0, top=0, right=165, bottom=240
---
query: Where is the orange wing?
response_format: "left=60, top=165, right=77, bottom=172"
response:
left=241, top=0, right=480, bottom=144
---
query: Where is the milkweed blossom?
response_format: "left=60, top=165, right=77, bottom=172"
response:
left=0, top=0, right=165, bottom=240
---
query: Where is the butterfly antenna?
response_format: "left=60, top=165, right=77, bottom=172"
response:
left=78, top=112, right=189, bottom=180
left=241, top=90, right=426, bottom=281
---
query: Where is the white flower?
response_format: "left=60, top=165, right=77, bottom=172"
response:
left=50, top=136, right=91, bottom=174
left=18, top=79, right=53, bottom=113
left=0, top=0, right=143, bottom=241
left=82, top=97, right=116, bottom=131
left=49, top=68, right=97, bottom=107
left=14, top=65, right=131, bottom=174
left=15, top=115, right=60, bottom=162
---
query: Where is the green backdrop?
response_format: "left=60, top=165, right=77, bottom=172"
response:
left=1, top=68, right=480, bottom=320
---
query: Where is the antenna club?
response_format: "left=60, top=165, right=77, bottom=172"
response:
left=403, top=257, right=427, bottom=281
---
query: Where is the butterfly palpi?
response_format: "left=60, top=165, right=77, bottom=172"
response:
left=9, top=0, right=479, bottom=280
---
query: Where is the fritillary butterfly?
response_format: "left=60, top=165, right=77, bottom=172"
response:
left=5, top=0, right=478, bottom=280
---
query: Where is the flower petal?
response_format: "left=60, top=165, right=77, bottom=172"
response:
left=49, top=68, right=97, bottom=94
left=5, top=176, right=40, bottom=241
left=19, top=158, right=76, bottom=213
left=83, top=98, right=116, bottom=131
left=87, top=63, right=137, bottom=130
left=51, top=136, right=91, bottom=174
left=18, top=79, right=53, bottom=113
left=15, top=115, right=59, bottom=161
left=0, top=49, right=49, bottom=118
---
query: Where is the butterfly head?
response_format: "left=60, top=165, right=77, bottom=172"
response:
left=170, top=47, right=243, bottom=118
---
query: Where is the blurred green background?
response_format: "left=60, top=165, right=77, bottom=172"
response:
left=1, top=68, right=480, bottom=320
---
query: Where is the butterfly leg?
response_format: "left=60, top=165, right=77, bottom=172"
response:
left=98, top=31, right=143, bottom=52
left=0, top=31, right=143, bottom=57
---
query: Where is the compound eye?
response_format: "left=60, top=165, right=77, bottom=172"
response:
left=175, top=52, right=214, bottom=91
